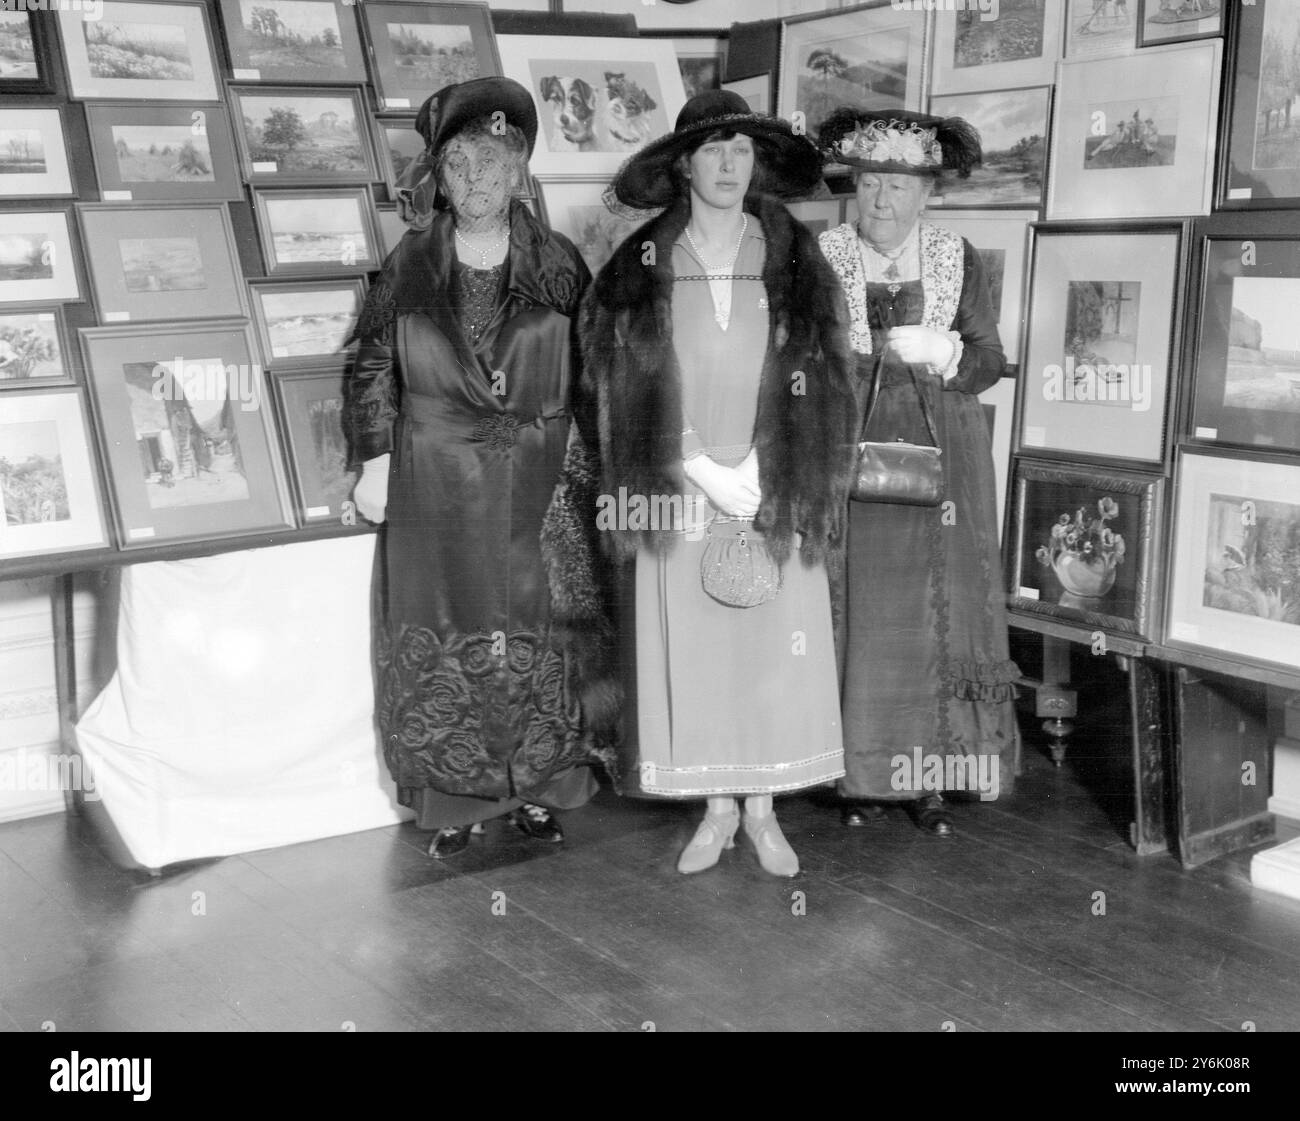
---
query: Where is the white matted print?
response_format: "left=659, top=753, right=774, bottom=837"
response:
left=57, top=0, right=221, bottom=101
left=930, top=0, right=1065, bottom=95
left=1166, top=449, right=1300, bottom=672
left=0, top=391, right=108, bottom=560
left=1065, top=0, right=1138, bottom=59
left=1047, top=39, right=1221, bottom=219
left=0, top=210, right=80, bottom=307
left=0, top=108, right=73, bottom=199
left=497, top=35, right=686, bottom=179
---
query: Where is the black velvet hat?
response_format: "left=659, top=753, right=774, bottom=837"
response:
left=414, top=76, right=538, bottom=157
left=611, top=89, right=823, bottom=210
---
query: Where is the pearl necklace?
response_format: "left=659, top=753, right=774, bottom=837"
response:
left=685, top=214, right=748, bottom=274
left=685, top=215, right=748, bottom=329
left=455, top=226, right=509, bottom=269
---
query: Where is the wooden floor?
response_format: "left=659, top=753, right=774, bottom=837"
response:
left=2, top=742, right=1299, bottom=1033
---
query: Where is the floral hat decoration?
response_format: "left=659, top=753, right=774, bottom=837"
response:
left=817, top=107, right=982, bottom=178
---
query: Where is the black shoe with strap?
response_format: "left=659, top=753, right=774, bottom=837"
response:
left=507, top=804, right=564, bottom=843
left=427, top=825, right=473, bottom=858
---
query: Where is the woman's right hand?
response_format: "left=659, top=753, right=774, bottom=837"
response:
left=353, top=454, right=390, bottom=524
left=685, top=455, right=761, bottom=519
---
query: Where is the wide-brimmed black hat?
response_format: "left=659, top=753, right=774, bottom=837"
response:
left=818, top=107, right=982, bottom=178
left=611, top=89, right=823, bottom=210
left=414, top=76, right=538, bottom=158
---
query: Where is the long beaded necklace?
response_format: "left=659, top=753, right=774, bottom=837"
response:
left=455, top=225, right=509, bottom=269
left=684, top=214, right=748, bottom=329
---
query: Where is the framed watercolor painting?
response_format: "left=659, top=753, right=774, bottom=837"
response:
left=721, top=73, right=772, bottom=115
left=77, top=202, right=247, bottom=324
left=1008, top=458, right=1164, bottom=640
left=1019, top=223, right=1183, bottom=465
left=0, top=390, right=109, bottom=561
left=657, top=34, right=726, bottom=100
left=928, top=86, right=1050, bottom=209
left=930, top=210, right=1035, bottom=367
left=785, top=199, right=843, bottom=239
left=248, top=276, right=365, bottom=369
left=229, top=85, right=379, bottom=186
left=0, top=209, right=82, bottom=309
left=1186, top=225, right=1300, bottom=455
left=536, top=178, right=654, bottom=276
left=57, top=0, right=221, bottom=102
left=360, top=1, right=500, bottom=112
left=251, top=187, right=381, bottom=276
left=84, top=102, right=243, bottom=202
left=929, top=0, right=1065, bottom=95
left=1136, top=0, right=1222, bottom=48
left=1065, top=0, right=1138, bottom=59
left=778, top=2, right=928, bottom=144
left=218, top=0, right=368, bottom=84
left=0, top=108, right=74, bottom=200
left=0, top=9, right=57, bottom=94
left=0, top=308, right=76, bottom=389
left=79, top=320, right=294, bottom=547
left=269, top=367, right=358, bottom=524
left=498, top=33, right=685, bottom=179
left=1046, top=39, right=1221, bottom=219
left=373, top=115, right=426, bottom=197
left=978, top=375, right=1016, bottom=536
left=1220, top=0, right=1300, bottom=209
left=375, top=204, right=408, bottom=257
left=1165, top=448, right=1300, bottom=673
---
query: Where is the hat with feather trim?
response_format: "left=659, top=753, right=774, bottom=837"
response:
left=818, top=107, right=982, bottom=178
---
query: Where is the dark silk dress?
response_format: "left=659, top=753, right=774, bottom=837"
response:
left=838, top=258, right=1022, bottom=802
left=344, top=201, right=610, bottom=828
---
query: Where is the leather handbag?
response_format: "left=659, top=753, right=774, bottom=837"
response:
left=700, top=517, right=782, bottom=608
left=851, top=360, right=944, bottom=506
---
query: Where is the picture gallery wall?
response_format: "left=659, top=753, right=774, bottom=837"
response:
left=1, top=0, right=1297, bottom=687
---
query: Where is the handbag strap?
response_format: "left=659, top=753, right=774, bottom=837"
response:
left=859, top=353, right=942, bottom=448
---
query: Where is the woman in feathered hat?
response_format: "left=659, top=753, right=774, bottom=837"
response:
left=816, top=109, right=1022, bottom=837
left=343, top=77, right=619, bottom=858
left=580, top=90, right=857, bottom=876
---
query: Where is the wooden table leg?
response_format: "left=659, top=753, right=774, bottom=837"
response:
left=50, top=574, right=83, bottom=814
left=1122, top=653, right=1168, bottom=856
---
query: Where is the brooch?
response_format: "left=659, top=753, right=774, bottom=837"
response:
left=471, top=413, right=520, bottom=450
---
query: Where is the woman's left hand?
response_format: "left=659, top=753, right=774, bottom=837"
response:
left=885, top=325, right=956, bottom=369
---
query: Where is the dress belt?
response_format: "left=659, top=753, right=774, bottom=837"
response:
left=402, top=393, right=567, bottom=449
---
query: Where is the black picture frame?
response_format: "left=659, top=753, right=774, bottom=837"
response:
left=1136, top=0, right=1224, bottom=49
left=0, top=9, right=57, bottom=95
left=268, top=366, right=358, bottom=524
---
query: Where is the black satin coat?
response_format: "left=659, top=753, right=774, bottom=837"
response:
left=344, top=200, right=617, bottom=801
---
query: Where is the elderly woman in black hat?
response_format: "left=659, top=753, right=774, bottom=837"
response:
left=816, top=110, right=1022, bottom=837
left=343, top=77, right=618, bottom=858
left=581, top=90, right=856, bottom=877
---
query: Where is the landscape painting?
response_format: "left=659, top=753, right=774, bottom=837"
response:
left=258, top=285, right=359, bottom=359
left=60, top=3, right=219, bottom=100
left=84, top=19, right=195, bottom=80
left=111, top=125, right=214, bottom=183
left=1202, top=492, right=1300, bottom=626
left=0, top=419, right=69, bottom=525
left=1253, top=1, right=1300, bottom=172
left=1225, top=276, right=1300, bottom=415
left=977, top=248, right=1006, bottom=320
left=380, top=123, right=425, bottom=189
left=0, top=233, right=53, bottom=284
left=1083, top=97, right=1178, bottom=169
left=0, top=129, right=45, bottom=176
left=234, top=90, right=371, bottom=180
left=0, top=11, right=38, bottom=80
left=388, top=21, right=478, bottom=90
left=0, top=312, right=65, bottom=382
left=953, top=0, right=1046, bottom=69
left=119, top=237, right=206, bottom=293
left=930, top=87, right=1048, bottom=207
left=307, top=395, right=353, bottom=507
left=231, top=0, right=356, bottom=78
left=123, top=359, right=250, bottom=510
left=261, top=192, right=374, bottom=269
left=791, top=26, right=911, bottom=138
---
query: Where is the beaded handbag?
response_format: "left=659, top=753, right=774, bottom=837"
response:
left=700, top=518, right=782, bottom=608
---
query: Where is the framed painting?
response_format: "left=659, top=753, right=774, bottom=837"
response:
left=930, top=0, right=1064, bottom=95
left=721, top=73, right=772, bottom=115
left=785, top=199, right=843, bottom=240
left=0, top=390, right=109, bottom=561
left=1008, top=458, right=1164, bottom=640
left=659, top=34, right=727, bottom=100
left=269, top=367, right=358, bottom=524
left=1019, top=223, right=1183, bottom=465
left=218, top=0, right=368, bottom=84
left=0, top=9, right=57, bottom=95
left=248, top=276, right=365, bottom=369
left=373, top=115, right=425, bottom=198
left=978, top=375, right=1016, bottom=537
left=375, top=204, right=408, bottom=258
left=251, top=186, right=381, bottom=276
left=1220, top=0, right=1300, bottom=209
left=1186, top=226, right=1300, bottom=454
left=57, top=0, right=221, bottom=102
left=928, top=86, right=1050, bottom=209
left=79, top=320, right=294, bottom=547
left=498, top=33, right=685, bottom=179
left=930, top=210, right=1035, bottom=366
left=77, top=202, right=247, bottom=324
left=360, top=1, right=500, bottom=113
left=778, top=2, right=929, bottom=145
left=1136, top=0, right=1222, bottom=48
left=1165, top=448, right=1300, bottom=672
left=229, top=85, right=379, bottom=186
left=0, top=108, right=74, bottom=200
left=85, top=102, right=243, bottom=202
left=536, top=178, right=654, bottom=275
left=0, top=208, right=82, bottom=309
left=0, top=308, right=76, bottom=389
left=1046, top=39, right=1221, bottom=219
left=1065, top=0, right=1138, bottom=59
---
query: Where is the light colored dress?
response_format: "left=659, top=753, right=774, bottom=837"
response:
left=630, top=222, right=846, bottom=797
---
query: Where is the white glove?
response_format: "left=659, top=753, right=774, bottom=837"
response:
left=885, top=325, right=957, bottom=370
left=353, top=454, right=390, bottom=524
left=685, top=454, right=761, bottom=519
